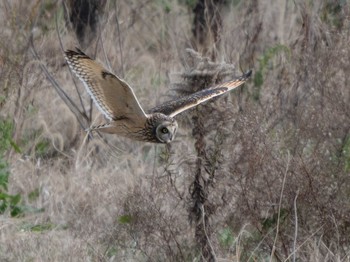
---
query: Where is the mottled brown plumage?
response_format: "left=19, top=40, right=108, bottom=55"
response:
left=64, top=48, right=251, bottom=143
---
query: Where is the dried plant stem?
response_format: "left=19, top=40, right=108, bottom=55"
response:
left=292, top=189, right=299, bottom=262
left=190, top=112, right=216, bottom=262
left=284, top=224, right=325, bottom=261
left=113, top=0, right=124, bottom=77
left=29, top=37, right=89, bottom=131
left=270, top=151, right=290, bottom=262
left=55, top=13, right=89, bottom=119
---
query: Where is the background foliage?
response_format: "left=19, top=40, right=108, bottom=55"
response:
left=0, top=0, right=350, bottom=261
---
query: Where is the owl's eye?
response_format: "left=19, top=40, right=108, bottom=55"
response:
left=161, top=127, right=169, bottom=134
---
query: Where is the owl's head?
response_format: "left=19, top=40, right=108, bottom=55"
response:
left=155, top=120, right=178, bottom=143
left=152, top=114, right=178, bottom=143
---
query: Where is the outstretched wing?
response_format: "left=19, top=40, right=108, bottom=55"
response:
left=149, top=70, right=252, bottom=117
left=64, top=48, right=147, bottom=122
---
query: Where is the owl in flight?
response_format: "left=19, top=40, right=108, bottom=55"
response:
left=64, top=49, right=252, bottom=144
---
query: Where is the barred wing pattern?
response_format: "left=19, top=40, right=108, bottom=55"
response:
left=65, top=49, right=147, bottom=123
left=149, top=70, right=252, bottom=117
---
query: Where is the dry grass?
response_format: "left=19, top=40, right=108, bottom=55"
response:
left=1, top=0, right=350, bottom=261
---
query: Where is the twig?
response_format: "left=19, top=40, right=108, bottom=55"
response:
left=200, top=204, right=217, bottom=261
left=29, top=36, right=89, bottom=131
left=247, top=224, right=277, bottom=262
left=284, top=224, right=325, bottom=261
left=55, top=12, right=89, bottom=119
left=113, top=0, right=124, bottom=77
left=270, top=151, right=290, bottom=261
left=292, top=189, right=299, bottom=262
left=98, top=14, right=113, bottom=72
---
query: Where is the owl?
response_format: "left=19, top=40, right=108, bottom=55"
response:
left=64, top=48, right=251, bottom=143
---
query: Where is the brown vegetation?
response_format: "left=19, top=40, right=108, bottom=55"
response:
left=1, top=0, right=350, bottom=261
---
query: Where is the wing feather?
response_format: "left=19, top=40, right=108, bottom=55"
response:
left=149, top=70, right=252, bottom=117
left=64, top=48, right=147, bottom=122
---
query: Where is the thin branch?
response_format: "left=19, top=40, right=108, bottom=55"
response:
left=292, top=189, right=299, bottom=262
left=247, top=224, right=278, bottom=262
left=113, top=0, right=124, bottom=77
left=29, top=36, right=89, bottom=131
left=270, top=151, right=290, bottom=262
left=55, top=11, right=89, bottom=119
left=284, top=224, right=325, bottom=262
left=97, top=15, right=113, bottom=73
left=200, top=204, right=217, bottom=261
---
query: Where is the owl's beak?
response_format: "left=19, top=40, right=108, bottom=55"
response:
left=167, top=134, right=174, bottom=143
